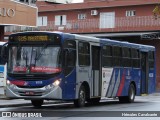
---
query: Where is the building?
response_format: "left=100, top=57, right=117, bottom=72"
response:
left=5, top=0, right=160, bottom=90
left=0, top=0, right=37, bottom=41
left=36, top=0, right=73, bottom=4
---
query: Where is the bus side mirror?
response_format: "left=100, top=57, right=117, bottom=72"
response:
left=1, top=43, right=8, bottom=63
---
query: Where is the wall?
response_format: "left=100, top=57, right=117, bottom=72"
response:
left=38, top=4, right=156, bottom=26
left=0, top=0, right=37, bottom=26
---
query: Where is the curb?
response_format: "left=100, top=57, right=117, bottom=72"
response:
left=141, top=94, right=148, bottom=96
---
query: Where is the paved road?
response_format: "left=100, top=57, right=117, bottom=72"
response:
left=0, top=95, right=160, bottom=120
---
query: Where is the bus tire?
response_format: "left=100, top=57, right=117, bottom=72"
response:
left=31, top=99, right=44, bottom=108
left=127, top=84, right=135, bottom=103
left=74, top=85, right=86, bottom=107
left=118, top=84, right=135, bottom=103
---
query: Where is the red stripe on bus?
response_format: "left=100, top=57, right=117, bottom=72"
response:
left=117, top=70, right=126, bottom=96
left=11, top=81, right=26, bottom=86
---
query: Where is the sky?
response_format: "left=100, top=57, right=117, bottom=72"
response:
left=72, top=0, right=83, bottom=3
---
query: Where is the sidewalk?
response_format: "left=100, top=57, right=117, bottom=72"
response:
left=149, top=92, right=160, bottom=96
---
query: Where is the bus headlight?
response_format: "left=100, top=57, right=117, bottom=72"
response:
left=7, top=80, right=16, bottom=89
left=45, top=84, right=52, bottom=90
left=7, top=80, right=11, bottom=85
left=53, top=79, right=61, bottom=86
left=45, top=79, right=61, bottom=90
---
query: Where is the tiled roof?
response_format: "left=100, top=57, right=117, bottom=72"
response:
left=37, top=0, right=159, bottom=12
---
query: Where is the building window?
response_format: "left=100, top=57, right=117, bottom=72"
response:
left=55, top=15, right=67, bottom=26
left=30, top=0, right=36, bottom=4
left=126, top=10, right=136, bottom=17
left=19, top=0, right=28, bottom=2
left=37, top=16, right=47, bottom=26
left=14, top=0, right=36, bottom=4
left=78, top=14, right=86, bottom=20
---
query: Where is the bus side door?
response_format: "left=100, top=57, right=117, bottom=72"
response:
left=141, top=52, right=149, bottom=94
left=91, top=46, right=101, bottom=97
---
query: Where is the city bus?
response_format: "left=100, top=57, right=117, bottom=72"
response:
left=1, top=31, right=156, bottom=107
left=0, top=42, right=7, bottom=93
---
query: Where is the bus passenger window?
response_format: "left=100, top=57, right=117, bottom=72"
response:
left=78, top=42, right=90, bottom=66
left=112, top=46, right=122, bottom=67
left=102, top=45, right=112, bottom=67
left=131, top=49, right=140, bottom=68
left=64, top=40, right=76, bottom=76
left=122, top=47, right=131, bottom=67
left=66, top=50, right=76, bottom=67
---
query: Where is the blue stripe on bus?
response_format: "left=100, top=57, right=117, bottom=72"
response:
left=7, top=74, right=63, bottom=87
left=112, top=70, right=121, bottom=97
left=62, top=68, right=76, bottom=100
left=105, top=68, right=142, bottom=97
left=106, top=69, right=115, bottom=97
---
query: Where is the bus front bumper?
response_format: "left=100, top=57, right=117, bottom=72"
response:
left=5, top=85, right=62, bottom=100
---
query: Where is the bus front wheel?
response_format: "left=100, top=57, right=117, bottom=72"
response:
left=74, top=85, right=86, bottom=107
left=31, top=99, right=44, bottom=108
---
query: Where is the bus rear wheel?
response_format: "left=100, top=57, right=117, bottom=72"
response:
left=31, top=99, right=44, bottom=108
left=119, top=84, right=135, bottom=103
left=128, top=84, right=136, bottom=103
left=74, top=85, right=86, bottom=107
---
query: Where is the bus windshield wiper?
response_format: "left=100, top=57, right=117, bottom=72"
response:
left=22, top=50, right=28, bottom=67
left=25, top=51, right=28, bottom=67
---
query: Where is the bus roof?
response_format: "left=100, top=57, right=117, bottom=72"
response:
left=9, top=31, right=155, bottom=51
left=100, top=38, right=155, bottom=51
left=73, top=33, right=155, bottom=52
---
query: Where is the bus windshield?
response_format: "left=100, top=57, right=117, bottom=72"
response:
left=8, top=45, right=62, bottom=74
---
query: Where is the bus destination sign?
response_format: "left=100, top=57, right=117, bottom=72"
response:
left=10, top=35, right=49, bottom=42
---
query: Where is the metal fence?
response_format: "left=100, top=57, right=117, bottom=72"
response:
left=5, top=15, right=160, bottom=33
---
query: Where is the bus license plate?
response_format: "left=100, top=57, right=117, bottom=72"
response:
left=25, top=91, right=35, bottom=95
